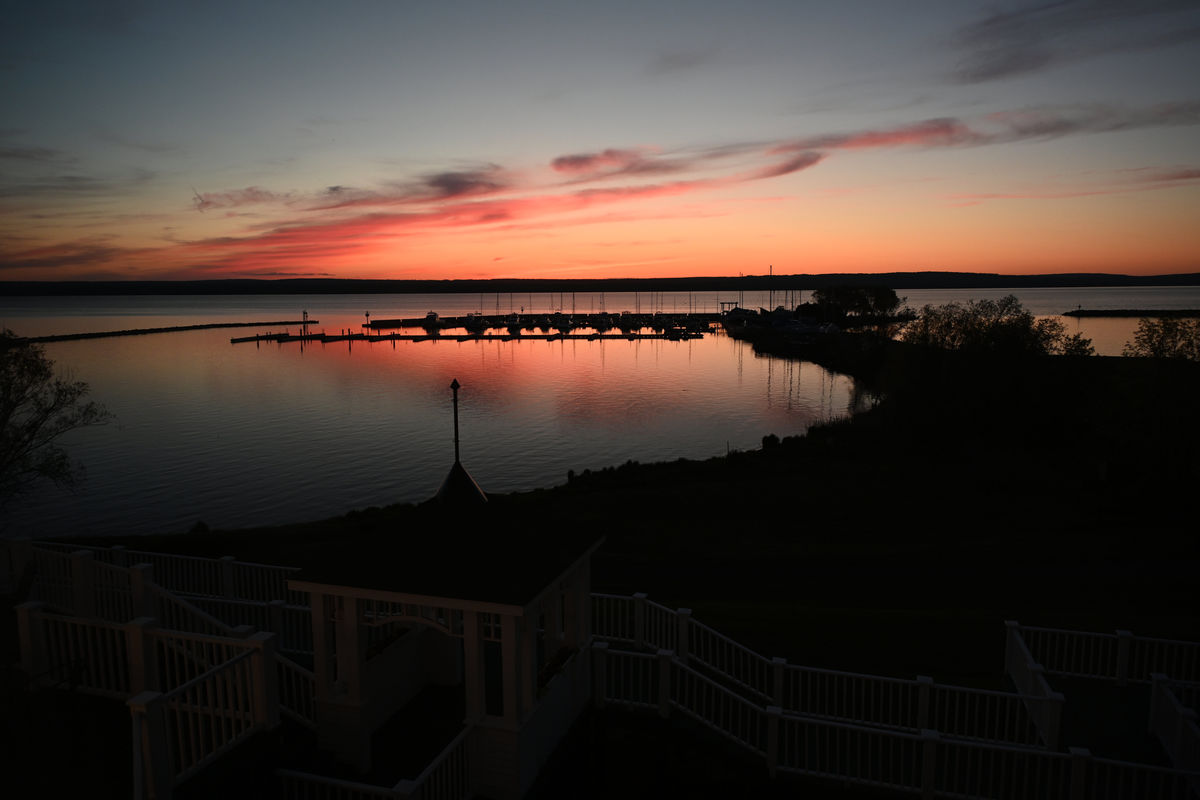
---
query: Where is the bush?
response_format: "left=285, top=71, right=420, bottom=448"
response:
left=901, top=295, right=1092, bottom=356
left=1122, top=318, right=1200, bottom=361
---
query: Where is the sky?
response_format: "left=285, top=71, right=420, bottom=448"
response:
left=2, top=0, right=1198, bottom=281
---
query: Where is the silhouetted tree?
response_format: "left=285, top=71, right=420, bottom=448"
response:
left=1, top=330, right=112, bottom=505
left=901, top=295, right=1093, bottom=356
left=1122, top=318, right=1200, bottom=361
left=812, top=286, right=902, bottom=318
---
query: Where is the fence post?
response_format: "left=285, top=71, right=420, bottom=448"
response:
left=1149, top=672, right=1166, bottom=734
left=71, top=550, right=96, bottom=617
left=1044, top=686, right=1065, bottom=751
left=677, top=608, right=691, bottom=664
left=633, top=593, right=648, bottom=650
left=111, top=545, right=128, bottom=568
left=124, top=617, right=159, bottom=694
left=592, top=642, right=608, bottom=708
left=232, top=624, right=255, bottom=638
left=766, top=706, right=781, bottom=778
left=16, top=601, right=47, bottom=682
left=1003, top=620, right=1020, bottom=679
left=129, top=564, right=155, bottom=617
left=220, top=556, right=236, bottom=598
left=268, top=599, right=285, bottom=640
left=657, top=649, right=673, bottom=718
left=1115, top=630, right=1132, bottom=686
left=917, top=675, right=933, bottom=730
left=249, top=631, right=280, bottom=728
left=129, top=691, right=171, bottom=800
left=1068, top=746, right=1091, bottom=800
left=920, top=729, right=939, bottom=800
left=772, top=657, right=787, bottom=708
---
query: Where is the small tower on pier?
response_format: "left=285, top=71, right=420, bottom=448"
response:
left=435, top=378, right=488, bottom=505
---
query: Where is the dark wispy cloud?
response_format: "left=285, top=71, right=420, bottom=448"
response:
left=952, top=0, right=1200, bottom=82
left=773, top=101, right=1200, bottom=154
left=0, top=238, right=137, bottom=271
left=551, top=148, right=691, bottom=180
left=0, top=146, right=76, bottom=164
left=194, top=186, right=293, bottom=212
left=948, top=163, right=1200, bottom=205
left=646, top=46, right=720, bottom=76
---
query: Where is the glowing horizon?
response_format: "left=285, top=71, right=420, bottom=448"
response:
left=3, top=2, right=1198, bottom=282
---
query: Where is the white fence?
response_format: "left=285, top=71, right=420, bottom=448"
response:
left=11, top=539, right=306, bottom=606
left=593, top=594, right=1056, bottom=749
left=1014, top=622, right=1200, bottom=685
left=1151, top=675, right=1200, bottom=774
left=594, top=643, right=1200, bottom=799
left=130, top=633, right=279, bottom=800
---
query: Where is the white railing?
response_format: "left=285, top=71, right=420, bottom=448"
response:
left=186, top=595, right=314, bottom=657
left=1015, top=622, right=1200, bottom=685
left=278, top=657, right=317, bottom=729
left=780, top=663, right=916, bottom=728
left=930, top=683, right=1045, bottom=747
left=19, top=605, right=131, bottom=698
left=591, top=592, right=636, bottom=645
left=30, top=541, right=305, bottom=605
left=688, top=617, right=773, bottom=701
left=776, top=714, right=923, bottom=792
left=593, top=594, right=1053, bottom=750
left=670, top=658, right=764, bottom=752
left=277, top=725, right=475, bottom=800
left=277, top=771, right=400, bottom=799
left=1133, top=638, right=1200, bottom=686
left=147, top=583, right=237, bottom=637
left=1150, top=674, right=1200, bottom=773
left=92, top=558, right=134, bottom=622
left=594, top=646, right=657, bottom=710
left=1086, top=754, right=1200, bottom=800
left=394, top=724, right=474, bottom=800
left=149, top=628, right=258, bottom=691
left=930, top=736, right=1072, bottom=799
left=161, top=649, right=260, bottom=780
left=30, top=546, right=73, bottom=609
left=1004, top=622, right=1066, bottom=749
left=597, top=645, right=1200, bottom=799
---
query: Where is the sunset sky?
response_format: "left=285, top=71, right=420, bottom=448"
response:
left=3, top=1, right=1198, bottom=281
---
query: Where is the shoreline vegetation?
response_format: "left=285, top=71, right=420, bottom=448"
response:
left=2, top=270, right=1199, bottom=296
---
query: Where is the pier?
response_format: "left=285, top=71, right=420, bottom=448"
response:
left=232, top=330, right=706, bottom=345
left=231, top=310, right=719, bottom=344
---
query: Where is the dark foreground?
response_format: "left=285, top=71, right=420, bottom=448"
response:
left=4, top=337, right=1198, bottom=796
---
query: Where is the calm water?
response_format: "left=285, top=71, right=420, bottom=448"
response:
left=1, top=286, right=1196, bottom=539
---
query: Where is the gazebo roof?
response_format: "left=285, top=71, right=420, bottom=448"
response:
left=289, top=524, right=603, bottom=608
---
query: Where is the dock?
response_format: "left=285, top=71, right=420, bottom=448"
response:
left=232, top=330, right=706, bottom=345
left=231, top=310, right=719, bottom=345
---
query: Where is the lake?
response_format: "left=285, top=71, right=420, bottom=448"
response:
left=1, top=286, right=1196, bottom=539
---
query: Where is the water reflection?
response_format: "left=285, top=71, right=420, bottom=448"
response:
left=2, top=326, right=855, bottom=539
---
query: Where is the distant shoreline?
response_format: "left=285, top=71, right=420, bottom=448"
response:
left=2, top=271, right=1198, bottom=296
left=1063, top=308, right=1200, bottom=318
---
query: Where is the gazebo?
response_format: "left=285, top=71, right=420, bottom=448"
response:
left=288, top=527, right=603, bottom=799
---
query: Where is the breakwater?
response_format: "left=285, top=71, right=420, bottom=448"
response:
left=18, top=320, right=318, bottom=343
